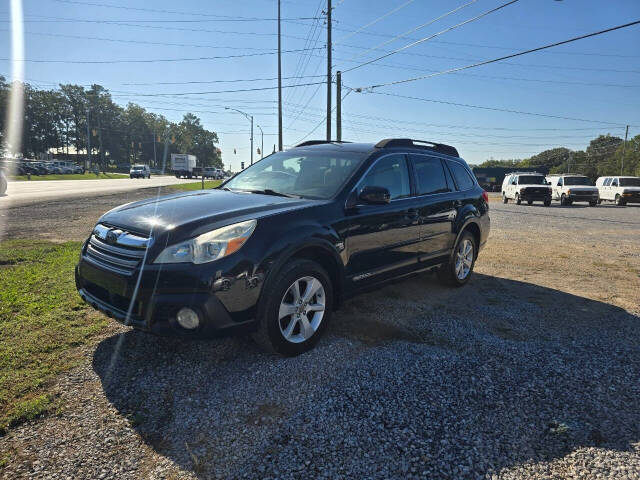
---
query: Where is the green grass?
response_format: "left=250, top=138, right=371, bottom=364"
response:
left=166, top=179, right=222, bottom=192
left=10, top=172, right=129, bottom=181
left=0, top=240, right=109, bottom=433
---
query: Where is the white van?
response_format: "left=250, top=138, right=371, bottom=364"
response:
left=546, top=174, right=598, bottom=206
left=596, top=176, right=640, bottom=205
left=501, top=172, right=551, bottom=206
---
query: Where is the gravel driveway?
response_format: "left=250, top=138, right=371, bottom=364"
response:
left=1, top=198, right=639, bottom=479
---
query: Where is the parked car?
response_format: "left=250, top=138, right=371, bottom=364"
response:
left=546, top=174, right=599, bottom=206
left=130, top=164, right=151, bottom=179
left=596, top=176, right=640, bottom=205
left=0, top=168, right=7, bottom=196
left=75, top=138, right=490, bottom=355
left=501, top=172, right=551, bottom=206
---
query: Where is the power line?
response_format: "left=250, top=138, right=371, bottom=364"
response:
left=0, top=48, right=324, bottom=64
left=347, top=0, right=477, bottom=62
left=294, top=89, right=353, bottom=144
left=122, top=75, right=326, bottom=86
left=356, top=20, right=640, bottom=89
left=342, top=0, right=521, bottom=73
left=367, top=91, right=635, bottom=127
left=337, top=0, right=416, bottom=43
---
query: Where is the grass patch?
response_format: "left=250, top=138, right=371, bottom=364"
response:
left=10, top=172, right=129, bottom=181
left=165, top=180, right=222, bottom=192
left=0, top=239, right=109, bottom=433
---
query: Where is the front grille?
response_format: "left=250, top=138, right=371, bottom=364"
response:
left=84, top=225, right=148, bottom=275
left=523, top=187, right=549, bottom=195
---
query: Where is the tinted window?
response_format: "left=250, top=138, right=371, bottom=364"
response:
left=412, top=156, right=449, bottom=195
left=448, top=161, right=475, bottom=191
left=360, top=154, right=410, bottom=200
left=517, top=175, right=545, bottom=185
left=620, top=178, right=640, bottom=187
left=603, top=178, right=611, bottom=186
left=564, top=176, right=592, bottom=186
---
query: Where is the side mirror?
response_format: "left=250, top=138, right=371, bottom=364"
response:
left=359, top=185, right=391, bottom=205
left=511, top=180, right=517, bottom=185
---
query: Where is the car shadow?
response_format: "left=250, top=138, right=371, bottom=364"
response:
left=92, top=272, right=640, bottom=478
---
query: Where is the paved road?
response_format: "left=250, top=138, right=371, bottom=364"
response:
left=0, top=176, right=196, bottom=206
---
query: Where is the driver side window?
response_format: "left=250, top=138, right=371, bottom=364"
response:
left=360, top=155, right=410, bottom=200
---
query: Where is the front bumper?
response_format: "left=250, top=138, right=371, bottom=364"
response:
left=75, top=254, right=260, bottom=337
left=567, top=194, right=598, bottom=203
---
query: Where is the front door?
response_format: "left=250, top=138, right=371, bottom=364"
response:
left=342, top=154, right=421, bottom=284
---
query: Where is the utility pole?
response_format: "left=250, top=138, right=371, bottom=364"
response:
left=153, top=130, right=157, bottom=168
left=250, top=115, right=254, bottom=165
left=336, top=70, right=342, bottom=142
left=257, top=124, right=264, bottom=159
left=326, top=0, right=332, bottom=141
left=621, top=124, right=629, bottom=175
left=85, top=107, right=92, bottom=170
left=277, top=0, right=283, bottom=151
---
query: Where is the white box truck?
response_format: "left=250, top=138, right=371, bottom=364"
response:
left=171, top=154, right=198, bottom=178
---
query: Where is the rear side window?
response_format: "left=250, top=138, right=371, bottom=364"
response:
left=448, top=160, right=475, bottom=191
left=412, top=156, right=449, bottom=195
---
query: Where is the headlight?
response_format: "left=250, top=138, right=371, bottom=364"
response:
left=154, top=219, right=256, bottom=264
left=566, top=189, right=572, bottom=195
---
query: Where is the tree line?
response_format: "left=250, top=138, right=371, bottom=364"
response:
left=0, top=77, right=223, bottom=170
left=478, top=133, right=640, bottom=179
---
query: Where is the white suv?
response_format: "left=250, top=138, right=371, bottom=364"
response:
left=501, top=172, right=551, bottom=206
left=130, top=164, right=151, bottom=179
left=546, top=174, right=598, bottom=206
left=596, top=176, right=640, bottom=205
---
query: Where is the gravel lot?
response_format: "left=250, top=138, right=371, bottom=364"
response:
left=1, top=195, right=639, bottom=479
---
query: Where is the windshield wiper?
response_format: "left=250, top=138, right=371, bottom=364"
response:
left=246, top=189, right=299, bottom=198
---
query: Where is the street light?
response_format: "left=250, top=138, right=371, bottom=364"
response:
left=225, top=106, right=254, bottom=166
left=256, top=124, right=264, bottom=159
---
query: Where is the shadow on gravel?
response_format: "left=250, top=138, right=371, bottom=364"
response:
left=93, top=273, right=640, bottom=479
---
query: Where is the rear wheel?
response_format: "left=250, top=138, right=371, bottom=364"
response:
left=438, top=231, right=476, bottom=287
left=252, top=259, right=333, bottom=356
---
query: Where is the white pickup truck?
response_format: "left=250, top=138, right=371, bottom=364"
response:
left=546, top=174, right=599, bottom=206
left=596, top=176, right=640, bottom=205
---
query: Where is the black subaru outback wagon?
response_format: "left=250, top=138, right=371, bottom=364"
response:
left=76, top=138, right=490, bottom=355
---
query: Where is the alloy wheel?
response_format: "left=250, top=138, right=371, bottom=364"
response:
left=278, top=276, right=326, bottom=343
left=455, top=239, right=474, bottom=280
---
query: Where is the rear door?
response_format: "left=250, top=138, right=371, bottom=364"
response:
left=409, top=154, right=457, bottom=260
left=343, top=154, right=422, bottom=284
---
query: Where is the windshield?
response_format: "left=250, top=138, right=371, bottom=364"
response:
left=132, top=166, right=144, bottom=170
left=564, top=176, right=592, bottom=186
left=620, top=178, right=640, bottom=187
left=223, top=150, right=366, bottom=199
left=518, top=175, right=546, bottom=185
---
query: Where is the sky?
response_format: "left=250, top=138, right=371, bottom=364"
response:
left=1, top=0, right=639, bottom=171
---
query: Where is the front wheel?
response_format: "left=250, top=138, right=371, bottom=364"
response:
left=560, top=194, right=567, bottom=206
left=527, top=200, right=533, bottom=205
left=589, top=201, right=597, bottom=207
left=515, top=194, right=521, bottom=205
left=615, top=194, right=625, bottom=206
left=438, top=231, right=476, bottom=287
left=544, top=199, right=551, bottom=207
left=252, top=259, right=333, bottom=356
left=502, top=193, right=508, bottom=204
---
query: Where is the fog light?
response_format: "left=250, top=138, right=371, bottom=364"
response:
left=176, top=307, right=200, bottom=330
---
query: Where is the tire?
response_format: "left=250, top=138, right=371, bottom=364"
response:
left=615, top=194, right=625, bottom=206
left=502, top=193, right=508, bottom=204
left=589, top=201, right=597, bottom=207
left=560, top=194, right=567, bottom=206
left=515, top=194, right=521, bottom=205
left=527, top=200, right=533, bottom=205
left=252, top=259, right=333, bottom=356
left=437, top=231, right=477, bottom=288
left=544, top=199, right=551, bottom=207
left=597, top=199, right=602, bottom=205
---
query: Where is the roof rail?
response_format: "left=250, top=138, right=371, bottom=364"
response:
left=375, top=138, right=459, bottom=157
left=508, top=171, right=546, bottom=176
left=294, top=140, right=352, bottom=148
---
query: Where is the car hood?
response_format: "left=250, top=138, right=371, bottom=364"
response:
left=99, top=189, right=321, bottom=236
left=518, top=184, right=551, bottom=188
left=621, top=186, right=640, bottom=192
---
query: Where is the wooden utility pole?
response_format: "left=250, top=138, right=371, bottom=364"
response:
left=336, top=70, right=342, bottom=142
left=621, top=125, right=629, bottom=175
left=326, top=0, right=332, bottom=141
left=277, top=0, right=283, bottom=151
